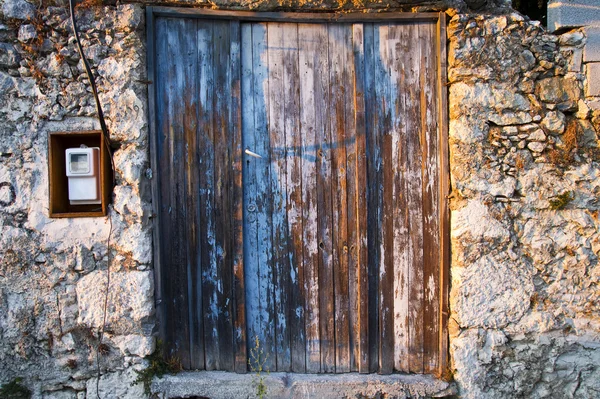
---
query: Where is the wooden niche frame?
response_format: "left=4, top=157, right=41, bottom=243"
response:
left=48, top=131, right=113, bottom=218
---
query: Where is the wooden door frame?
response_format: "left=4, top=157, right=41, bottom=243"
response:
left=146, top=6, right=449, bottom=378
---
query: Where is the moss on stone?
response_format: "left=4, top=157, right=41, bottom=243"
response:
left=549, top=191, right=574, bottom=210
left=0, top=378, right=31, bottom=399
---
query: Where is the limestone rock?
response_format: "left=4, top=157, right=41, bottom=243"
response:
left=450, top=82, right=532, bottom=125
left=527, top=141, right=545, bottom=152
left=113, top=145, right=148, bottom=186
left=449, top=115, right=489, bottom=144
left=116, top=222, right=152, bottom=265
left=0, top=71, right=15, bottom=94
left=451, top=199, right=510, bottom=244
left=2, top=0, right=35, bottom=20
left=17, top=24, right=37, bottom=42
left=541, top=110, right=566, bottom=135
left=111, top=334, right=155, bottom=357
left=528, top=128, right=547, bottom=141
left=74, top=245, right=96, bottom=273
left=104, top=88, right=146, bottom=143
left=452, top=254, right=533, bottom=329
left=113, top=185, right=145, bottom=221
left=576, top=99, right=590, bottom=119
left=535, top=77, right=581, bottom=111
left=559, top=30, right=584, bottom=46
left=85, top=367, right=145, bottom=399
left=0, top=43, right=21, bottom=68
left=575, top=119, right=599, bottom=147
left=115, top=4, right=144, bottom=32
left=76, top=270, right=153, bottom=333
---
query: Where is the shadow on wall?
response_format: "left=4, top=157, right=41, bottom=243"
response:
left=512, top=0, right=548, bottom=25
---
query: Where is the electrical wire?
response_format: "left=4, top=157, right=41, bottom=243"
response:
left=68, top=0, right=114, bottom=178
left=68, top=1, right=115, bottom=397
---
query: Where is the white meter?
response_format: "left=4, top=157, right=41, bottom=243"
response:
left=66, top=147, right=101, bottom=205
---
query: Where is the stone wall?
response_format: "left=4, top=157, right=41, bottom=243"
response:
left=0, top=0, right=599, bottom=398
left=0, top=1, right=152, bottom=397
left=448, top=10, right=600, bottom=399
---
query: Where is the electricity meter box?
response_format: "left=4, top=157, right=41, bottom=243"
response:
left=48, top=131, right=112, bottom=218
left=66, top=147, right=101, bottom=205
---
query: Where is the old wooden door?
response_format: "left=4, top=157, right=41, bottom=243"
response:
left=149, top=9, right=448, bottom=376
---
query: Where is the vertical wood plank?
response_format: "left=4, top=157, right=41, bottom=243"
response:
left=374, top=23, right=394, bottom=375
left=197, top=20, right=218, bottom=371
left=328, top=23, right=351, bottom=374
left=165, top=18, right=192, bottom=369
left=153, top=14, right=167, bottom=358
left=437, top=12, right=450, bottom=379
left=147, top=8, right=168, bottom=357
left=351, top=22, right=370, bottom=374
left=241, top=21, right=260, bottom=372
left=230, top=20, right=248, bottom=374
left=406, top=22, right=425, bottom=374
left=282, top=23, right=307, bottom=373
left=252, top=22, right=277, bottom=372
left=363, top=22, right=379, bottom=374
left=213, top=20, right=234, bottom=371
left=392, top=22, right=410, bottom=373
left=420, top=21, right=440, bottom=375
left=267, top=22, right=292, bottom=372
left=155, top=15, right=173, bottom=363
left=183, top=18, right=204, bottom=370
left=298, top=23, right=321, bottom=373
left=316, top=23, right=335, bottom=373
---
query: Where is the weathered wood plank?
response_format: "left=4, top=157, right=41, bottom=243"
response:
left=406, top=22, right=425, bottom=374
left=437, top=12, right=450, bottom=378
left=146, top=8, right=167, bottom=354
left=420, top=21, right=440, bottom=375
left=391, top=22, right=410, bottom=373
left=267, top=22, right=292, bottom=372
left=363, top=22, right=379, bottom=374
left=298, top=23, right=321, bottom=373
left=252, top=22, right=277, bottom=372
left=155, top=15, right=173, bottom=362
left=229, top=20, right=247, bottom=374
left=166, top=18, right=192, bottom=369
left=345, top=23, right=358, bottom=373
left=351, top=22, right=370, bottom=374
left=314, top=23, right=335, bottom=373
left=328, top=23, right=351, bottom=374
left=152, top=7, right=441, bottom=23
left=374, top=23, right=394, bottom=375
left=182, top=18, right=203, bottom=370
left=197, top=20, right=218, bottom=371
left=212, top=20, right=235, bottom=371
left=282, top=23, right=306, bottom=373
left=241, top=21, right=261, bottom=372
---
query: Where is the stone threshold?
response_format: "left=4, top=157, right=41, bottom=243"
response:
left=151, top=371, right=457, bottom=399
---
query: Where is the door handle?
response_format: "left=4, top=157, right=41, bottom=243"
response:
left=245, top=149, right=262, bottom=159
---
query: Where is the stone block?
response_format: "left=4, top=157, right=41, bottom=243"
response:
left=569, top=48, right=583, bottom=72
left=583, top=27, right=600, bottom=63
left=535, top=77, right=581, bottom=111
left=76, top=270, right=154, bottom=333
left=585, top=62, right=600, bottom=96
left=1, top=0, right=36, bottom=20
left=152, top=371, right=454, bottom=399
left=548, top=0, right=600, bottom=33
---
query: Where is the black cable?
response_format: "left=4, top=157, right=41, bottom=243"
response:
left=68, top=1, right=115, bottom=398
left=68, top=0, right=115, bottom=187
